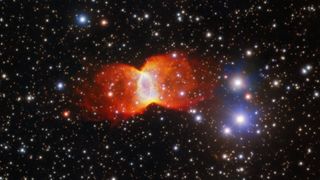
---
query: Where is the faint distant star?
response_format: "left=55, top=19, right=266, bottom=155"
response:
left=62, top=110, right=70, bottom=118
left=306, top=65, right=312, bottom=70
left=189, top=109, right=197, bottom=114
left=272, top=80, right=280, bottom=87
left=246, top=50, right=252, bottom=56
left=172, top=53, right=177, bottom=58
left=77, top=14, right=88, bottom=25
left=100, top=19, right=109, bottom=27
left=238, top=154, right=244, bottom=159
left=223, top=127, right=231, bottom=135
left=301, top=64, right=312, bottom=75
left=18, top=147, right=26, bottom=154
left=2, top=73, right=6, bottom=79
left=222, top=154, right=228, bottom=159
left=256, top=129, right=261, bottom=134
left=206, top=32, right=212, bottom=38
left=195, top=114, right=202, bottom=122
left=26, top=95, right=34, bottom=101
left=179, top=91, right=185, bottom=96
left=301, top=68, right=307, bottom=74
left=56, top=82, right=64, bottom=90
left=173, top=145, right=179, bottom=151
left=245, top=93, right=252, bottom=100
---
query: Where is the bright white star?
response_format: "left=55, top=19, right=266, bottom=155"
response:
left=235, top=114, right=245, bottom=125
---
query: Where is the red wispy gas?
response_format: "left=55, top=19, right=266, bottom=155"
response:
left=79, top=53, right=215, bottom=123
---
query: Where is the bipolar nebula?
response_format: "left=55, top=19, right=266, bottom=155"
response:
left=79, top=53, right=216, bottom=123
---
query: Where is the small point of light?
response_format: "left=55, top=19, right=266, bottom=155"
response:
left=237, top=167, right=245, bottom=172
left=195, top=115, right=202, bottom=122
left=18, top=147, right=26, bottom=154
left=306, top=65, right=312, bottom=70
left=100, top=19, right=109, bottom=26
left=189, top=109, right=197, bottom=114
left=62, top=110, right=70, bottom=118
left=298, top=161, right=304, bottom=166
left=179, top=91, right=185, bottom=96
left=108, top=91, right=113, bottom=97
left=172, top=53, right=177, bottom=58
left=272, top=80, right=280, bottom=87
left=206, top=32, right=212, bottom=38
left=245, top=93, right=252, bottom=100
left=57, top=82, right=64, bottom=90
left=223, top=127, right=231, bottom=135
left=77, top=14, right=88, bottom=24
left=301, top=68, right=307, bottom=74
left=238, top=154, right=244, bottom=159
left=301, top=64, right=312, bottom=75
left=222, top=154, right=228, bottom=159
left=246, top=50, right=252, bottom=56
left=26, top=95, right=34, bottom=101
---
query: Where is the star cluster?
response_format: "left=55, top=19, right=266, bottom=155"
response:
left=0, top=0, right=319, bottom=179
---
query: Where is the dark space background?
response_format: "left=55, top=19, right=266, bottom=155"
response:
left=0, top=0, right=319, bottom=179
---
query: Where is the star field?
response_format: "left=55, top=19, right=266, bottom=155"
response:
left=0, top=0, right=319, bottom=179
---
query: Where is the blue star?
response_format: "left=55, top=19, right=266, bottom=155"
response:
left=76, top=14, right=89, bottom=25
left=56, top=81, right=65, bottom=90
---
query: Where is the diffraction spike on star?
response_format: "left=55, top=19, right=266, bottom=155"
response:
left=80, top=53, right=215, bottom=123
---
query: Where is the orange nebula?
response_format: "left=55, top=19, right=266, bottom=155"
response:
left=80, top=54, right=215, bottom=123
